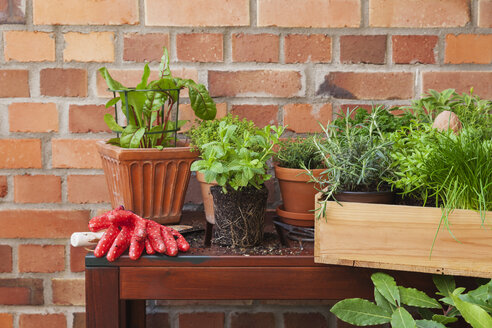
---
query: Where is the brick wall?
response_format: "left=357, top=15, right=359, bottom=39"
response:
left=0, top=0, right=490, bottom=327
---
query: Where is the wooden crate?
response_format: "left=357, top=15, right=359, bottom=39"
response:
left=314, top=197, right=492, bottom=278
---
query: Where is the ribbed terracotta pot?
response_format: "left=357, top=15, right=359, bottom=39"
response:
left=196, top=171, right=218, bottom=224
left=97, top=141, right=198, bottom=224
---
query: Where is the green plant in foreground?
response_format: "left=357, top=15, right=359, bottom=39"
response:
left=274, top=136, right=324, bottom=169
left=332, top=272, right=492, bottom=328
left=99, top=47, right=216, bottom=148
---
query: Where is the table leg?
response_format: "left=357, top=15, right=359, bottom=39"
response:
left=124, top=299, right=146, bottom=328
left=86, top=267, right=121, bottom=328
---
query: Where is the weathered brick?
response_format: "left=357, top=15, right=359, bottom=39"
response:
left=284, top=34, right=331, bottom=64
left=0, top=139, right=42, bottom=169
left=423, top=72, right=492, bottom=98
left=230, top=313, right=275, bottom=328
left=177, top=33, right=223, bottom=62
left=147, top=313, right=170, bottom=328
left=19, top=314, right=66, bottom=328
left=340, top=35, right=386, bottom=64
left=369, top=0, right=470, bottom=27
left=284, top=313, right=328, bottom=328
left=445, top=34, right=492, bottom=64
left=0, top=70, right=29, bottom=97
left=232, top=33, right=279, bottom=63
left=0, top=0, right=7, bottom=22
left=9, top=102, right=59, bottom=132
left=145, top=0, right=249, bottom=26
left=209, top=70, right=302, bottom=97
left=0, top=210, right=89, bottom=238
left=124, top=33, right=170, bottom=62
left=479, top=0, right=492, bottom=27
left=230, top=105, right=278, bottom=127
left=52, top=278, right=85, bottom=306
left=0, top=176, right=7, bottom=198
left=40, top=68, right=87, bottom=97
left=284, top=103, right=332, bottom=133
left=0, top=245, right=12, bottom=272
left=18, top=245, right=65, bottom=273
left=0, top=0, right=25, bottom=23
left=72, top=313, right=86, bottom=328
left=179, top=313, right=224, bottom=328
left=0, top=279, right=43, bottom=305
left=33, top=0, right=138, bottom=25
left=4, top=31, right=55, bottom=62
left=68, top=175, right=109, bottom=203
left=0, top=313, right=13, bottom=328
left=14, top=175, right=61, bottom=203
left=178, top=103, right=227, bottom=133
left=64, top=32, right=114, bottom=62
left=69, top=104, right=113, bottom=133
left=51, top=139, right=102, bottom=169
left=317, top=72, right=414, bottom=100
left=70, top=246, right=87, bottom=272
left=258, top=0, right=360, bottom=27
left=393, top=35, right=438, bottom=64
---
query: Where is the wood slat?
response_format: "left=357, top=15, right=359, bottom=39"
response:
left=85, top=267, right=120, bottom=328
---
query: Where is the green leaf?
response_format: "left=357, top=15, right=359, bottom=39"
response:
left=175, top=79, right=216, bottom=120
left=159, top=47, right=171, bottom=77
left=460, top=294, right=492, bottom=313
left=137, top=64, right=150, bottom=89
left=371, top=272, right=400, bottom=306
left=129, top=127, right=145, bottom=148
left=468, top=283, right=491, bottom=302
left=120, top=125, right=138, bottom=148
left=103, top=114, right=124, bottom=132
left=399, top=286, right=442, bottom=309
left=330, top=298, right=391, bottom=326
left=431, top=314, right=458, bottom=325
left=106, top=138, right=120, bottom=146
left=433, top=275, right=455, bottom=298
left=391, top=308, right=416, bottom=328
left=375, top=287, right=396, bottom=313
left=451, top=290, right=492, bottom=328
left=105, top=97, right=120, bottom=108
left=417, top=308, right=434, bottom=320
left=415, top=319, right=447, bottom=328
left=98, top=67, right=127, bottom=91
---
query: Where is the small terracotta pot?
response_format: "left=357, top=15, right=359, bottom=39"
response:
left=333, top=190, right=395, bottom=204
left=97, top=141, right=198, bottom=224
left=196, top=171, right=218, bottom=224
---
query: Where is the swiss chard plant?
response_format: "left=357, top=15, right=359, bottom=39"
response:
left=99, top=47, right=216, bottom=149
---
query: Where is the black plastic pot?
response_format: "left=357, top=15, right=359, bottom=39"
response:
left=333, top=190, right=395, bottom=204
left=210, top=185, right=268, bottom=247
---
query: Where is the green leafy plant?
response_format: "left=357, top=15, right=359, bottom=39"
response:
left=274, top=136, right=324, bottom=169
left=332, top=272, right=492, bottom=328
left=190, top=117, right=284, bottom=192
left=99, top=47, right=216, bottom=149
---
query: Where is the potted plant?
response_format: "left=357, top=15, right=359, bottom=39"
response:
left=273, top=136, right=325, bottom=227
left=97, top=47, right=216, bottom=224
left=191, top=116, right=284, bottom=247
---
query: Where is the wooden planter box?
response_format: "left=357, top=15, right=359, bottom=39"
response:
left=314, top=195, right=492, bottom=278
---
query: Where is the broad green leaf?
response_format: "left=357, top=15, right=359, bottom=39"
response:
left=451, top=290, right=492, bottom=328
left=103, top=114, right=124, bottom=132
left=105, top=97, right=120, bottom=108
left=431, top=314, right=458, bottom=325
left=126, top=91, right=146, bottom=127
left=98, top=67, right=127, bottom=91
left=137, top=64, right=150, bottom=89
left=375, top=287, right=396, bottom=313
left=120, top=125, right=138, bottom=148
left=469, top=284, right=489, bottom=302
left=330, top=298, right=391, bottom=326
left=417, top=308, right=434, bottom=320
left=391, top=308, right=416, bottom=328
left=129, top=127, right=146, bottom=148
left=159, top=47, right=171, bottom=77
left=175, top=78, right=216, bottom=120
left=106, top=138, right=120, bottom=146
left=460, top=294, right=492, bottom=313
left=399, top=286, right=441, bottom=309
left=371, top=272, right=400, bottom=306
left=433, top=275, right=455, bottom=298
left=415, top=319, right=447, bottom=328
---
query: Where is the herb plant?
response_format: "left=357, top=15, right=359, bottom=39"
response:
left=274, top=136, right=324, bottom=169
left=99, top=47, right=216, bottom=149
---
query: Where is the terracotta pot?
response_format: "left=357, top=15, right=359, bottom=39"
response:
left=275, top=205, right=314, bottom=227
left=333, top=190, right=395, bottom=204
left=97, top=141, right=198, bottom=224
left=196, top=171, right=218, bottom=224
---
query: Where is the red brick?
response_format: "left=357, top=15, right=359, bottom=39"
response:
left=423, top=72, right=492, bottom=99
left=284, top=34, right=331, bottom=64
left=230, top=105, right=278, bottom=127
left=258, top=0, right=360, bottom=27
left=69, top=104, right=113, bottom=133
left=209, top=70, right=302, bottom=98
left=52, top=139, right=102, bottom=169
left=147, top=313, right=170, bottom=328
left=0, top=245, right=12, bottom=272
left=9, top=103, right=59, bottom=132
left=392, top=35, right=438, bottom=64
left=68, top=175, right=109, bottom=203
left=40, top=68, right=87, bottom=97
left=0, top=313, right=13, bottom=328
left=19, top=314, right=66, bottom=328
left=70, top=246, right=88, bottom=272
left=14, top=175, right=61, bottom=203
left=64, top=32, right=115, bottom=62
left=369, top=0, right=470, bottom=27
left=0, top=210, right=89, bottom=238
left=0, top=0, right=25, bottom=23
left=124, top=33, right=170, bottom=62
left=4, top=31, right=55, bottom=62
left=445, top=34, right=492, bottom=64
left=340, top=35, right=386, bottom=64
left=52, top=278, right=85, bottom=305
left=479, top=0, right=492, bottom=27
left=284, top=313, right=328, bottom=328
left=177, top=33, right=223, bottom=62
left=230, top=313, right=275, bottom=328
left=33, top=0, right=138, bottom=25
left=0, top=279, right=43, bottom=305
left=317, top=72, right=414, bottom=100
left=232, top=33, right=279, bottom=63
left=179, top=103, right=227, bottom=133
left=0, top=176, right=6, bottom=198
left=145, top=0, right=249, bottom=26
left=0, top=139, right=42, bottom=169
left=72, top=313, right=85, bottom=328
left=0, top=70, right=29, bottom=97
left=284, top=103, right=333, bottom=133
left=179, top=313, right=224, bottom=328
left=18, top=245, right=65, bottom=273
